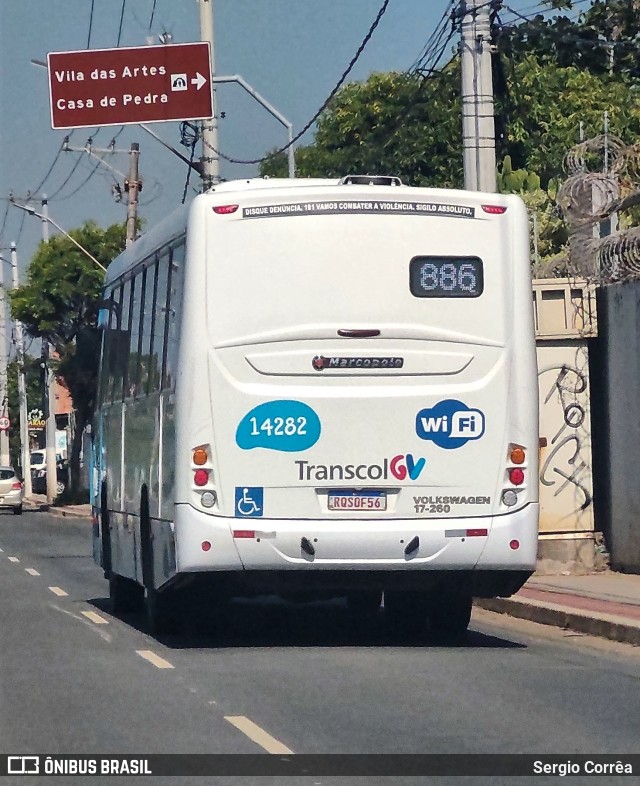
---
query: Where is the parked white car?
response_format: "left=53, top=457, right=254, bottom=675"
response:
left=0, top=466, right=23, bottom=514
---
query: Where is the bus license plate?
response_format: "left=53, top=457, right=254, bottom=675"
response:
left=328, top=491, right=386, bottom=511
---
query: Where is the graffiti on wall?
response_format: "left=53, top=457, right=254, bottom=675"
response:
left=537, top=346, right=594, bottom=532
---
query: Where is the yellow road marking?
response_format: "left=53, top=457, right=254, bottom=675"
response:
left=25, top=568, right=40, bottom=576
left=136, top=650, right=174, bottom=669
left=81, top=611, right=108, bottom=625
left=8, top=556, right=19, bottom=563
left=224, top=716, right=294, bottom=755
left=49, top=586, right=68, bottom=597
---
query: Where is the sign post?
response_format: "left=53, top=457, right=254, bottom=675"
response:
left=47, top=43, right=213, bottom=129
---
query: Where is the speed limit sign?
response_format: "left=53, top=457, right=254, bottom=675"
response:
left=0, top=416, right=10, bottom=431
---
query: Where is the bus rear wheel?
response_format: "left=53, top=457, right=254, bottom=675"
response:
left=429, top=590, right=472, bottom=635
left=109, top=573, right=144, bottom=614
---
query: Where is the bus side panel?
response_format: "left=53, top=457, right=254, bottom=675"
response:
left=104, top=403, right=123, bottom=512
left=123, top=396, right=154, bottom=514
left=149, top=393, right=163, bottom=515
left=160, top=393, right=177, bottom=521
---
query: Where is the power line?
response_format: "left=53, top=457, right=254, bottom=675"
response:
left=87, top=0, right=95, bottom=48
left=201, top=0, right=392, bottom=166
left=0, top=202, right=10, bottom=245
left=117, top=0, right=127, bottom=46
left=54, top=158, right=103, bottom=202
left=148, top=0, right=157, bottom=31
left=29, top=138, right=70, bottom=196
left=409, top=0, right=456, bottom=73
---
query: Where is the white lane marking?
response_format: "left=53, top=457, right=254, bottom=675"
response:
left=224, top=716, right=294, bottom=755
left=0, top=547, right=4, bottom=552
left=25, top=568, right=40, bottom=576
left=49, top=586, right=68, bottom=597
left=51, top=604, right=112, bottom=642
left=136, top=650, right=174, bottom=669
left=8, top=556, right=20, bottom=563
left=81, top=611, right=109, bottom=625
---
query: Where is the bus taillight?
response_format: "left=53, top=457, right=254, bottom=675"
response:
left=510, top=446, right=525, bottom=465
left=194, top=469, right=209, bottom=486
left=508, top=467, right=525, bottom=486
left=193, top=447, right=208, bottom=466
left=481, top=204, right=507, bottom=214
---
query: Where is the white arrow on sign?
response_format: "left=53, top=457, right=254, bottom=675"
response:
left=191, top=72, right=207, bottom=91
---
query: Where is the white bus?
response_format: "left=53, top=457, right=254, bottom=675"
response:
left=92, top=175, right=539, bottom=635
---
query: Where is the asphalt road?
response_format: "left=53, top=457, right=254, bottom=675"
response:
left=1, top=509, right=639, bottom=785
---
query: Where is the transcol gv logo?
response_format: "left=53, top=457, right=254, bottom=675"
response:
left=390, top=453, right=426, bottom=480
left=416, top=399, right=485, bottom=449
left=294, top=453, right=426, bottom=481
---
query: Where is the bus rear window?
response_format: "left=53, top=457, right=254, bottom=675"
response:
left=409, top=256, right=483, bottom=298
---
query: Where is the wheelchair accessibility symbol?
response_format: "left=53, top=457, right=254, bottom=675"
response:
left=235, top=487, right=263, bottom=517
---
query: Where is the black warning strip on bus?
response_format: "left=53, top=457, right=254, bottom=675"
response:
left=242, top=200, right=476, bottom=219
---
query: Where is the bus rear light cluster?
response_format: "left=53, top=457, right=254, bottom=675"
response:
left=502, top=444, right=527, bottom=506
left=191, top=444, right=217, bottom=508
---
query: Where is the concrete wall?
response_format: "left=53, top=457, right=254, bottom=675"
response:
left=591, top=282, right=640, bottom=574
left=537, top=342, right=594, bottom=534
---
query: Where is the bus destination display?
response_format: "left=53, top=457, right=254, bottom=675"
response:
left=410, top=256, right=483, bottom=298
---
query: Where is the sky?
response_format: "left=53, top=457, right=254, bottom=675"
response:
left=0, top=0, right=569, bottom=283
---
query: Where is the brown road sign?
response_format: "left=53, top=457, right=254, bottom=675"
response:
left=47, top=43, right=213, bottom=129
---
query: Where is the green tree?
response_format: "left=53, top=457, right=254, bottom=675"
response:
left=261, top=44, right=640, bottom=271
left=8, top=220, right=126, bottom=494
left=262, top=67, right=464, bottom=187
left=497, top=55, right=640, bottom=186
left=498, top=156, right=569, bottom=276
left=498, top=0, right=640, bottom=80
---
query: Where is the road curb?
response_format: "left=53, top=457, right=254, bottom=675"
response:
left=475, top=598, right=640, bottom=646
left=24, top=500, right=91, bottom=520
left=47, top=508, right=92, bottom=520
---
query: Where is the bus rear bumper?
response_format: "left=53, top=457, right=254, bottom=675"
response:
left=174, top=502, right=539, bottom=579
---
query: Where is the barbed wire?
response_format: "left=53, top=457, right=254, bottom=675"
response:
left=555, top=134, right=640, bottom=285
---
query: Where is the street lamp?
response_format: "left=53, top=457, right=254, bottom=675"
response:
left=10, top=202, right=107, bottom=273
left=212, top=74, right=295, bottom=178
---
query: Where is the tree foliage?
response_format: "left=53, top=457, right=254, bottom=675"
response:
left=497, top=55, right=640, bottom=186
left=498, top=0, right=640, bottom=80
left=8, top=220, right=126, bottom=492
left=262, top=67, right=464, bottom=187
left=260, top=1, right=640, bottom=273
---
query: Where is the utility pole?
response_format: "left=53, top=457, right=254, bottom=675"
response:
left=125, top=143, right=141, bottom=246
left=62, top=139, right=142, bottom=243
left=199, top=0, right=221, bottom=189
left=40, top=197, right=58, bottom=503
left=460, top=0, right=497, bottom=192
left=0, top=254, right=10, bottom=466
left=10, top=243, right=31, bottom=496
